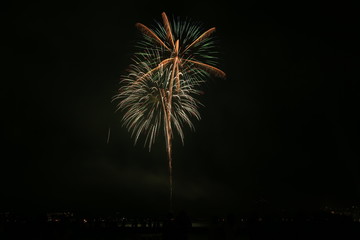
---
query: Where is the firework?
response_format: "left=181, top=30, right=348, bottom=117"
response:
left=114, top=12, right=225, bottom=210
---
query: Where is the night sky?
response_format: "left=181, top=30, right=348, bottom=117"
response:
left=2, top=1, right=359, bottom=216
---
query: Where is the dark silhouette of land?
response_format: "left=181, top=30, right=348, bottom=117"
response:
left=1, top=209, right=359, bottom=240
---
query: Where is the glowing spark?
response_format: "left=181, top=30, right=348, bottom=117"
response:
left=135, top=23, right=171, bottom=51
left=183, top=27, right=216, bottom=53
left=134, top=58, right=174, bottom=84
left=182, top=59, right=226, bottom=78
left=161, top=12, right=175, bottom=48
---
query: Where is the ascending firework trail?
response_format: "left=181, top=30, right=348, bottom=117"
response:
left=114, top=12, right=225, bottom=211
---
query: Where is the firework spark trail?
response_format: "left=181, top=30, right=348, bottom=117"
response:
left=107, top=127, right=111, bottom=144
left=114, top=12, right=225, bottom=211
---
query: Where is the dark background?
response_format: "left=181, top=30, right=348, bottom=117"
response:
left=1, top=1, right=359, bottom=216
